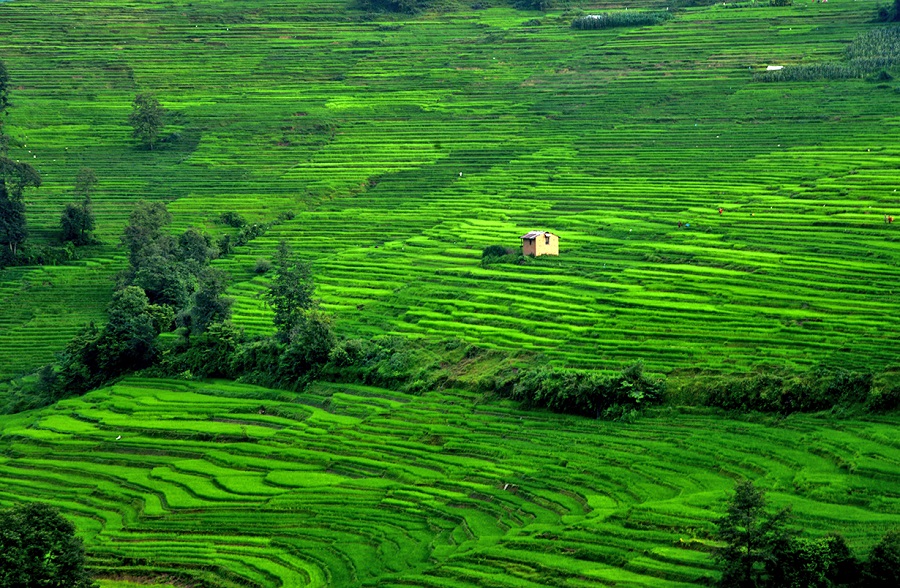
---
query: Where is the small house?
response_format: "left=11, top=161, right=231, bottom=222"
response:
left=521, top=231, right=559, bottom=257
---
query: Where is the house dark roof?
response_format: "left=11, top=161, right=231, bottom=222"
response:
left=521, top=231, right=555, bottom=239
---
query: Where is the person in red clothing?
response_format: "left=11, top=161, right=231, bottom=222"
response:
left=718, top=207, right=724, bottom=215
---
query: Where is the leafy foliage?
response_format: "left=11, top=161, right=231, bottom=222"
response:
left=866, top=529, right=900, bottom=586
left=695, top=367, right=873, bottom=414
left=129, top=93, right=165, bottom=150
left=714, top=480, right=792, bottom=587
left=60, top=200, right=95, bottom=245
left=714, top=481, right=862, bottom=587
left=572, top=11, right=674, bottom=30
left=482, top=244, right=511, bottom=258
left=0, top=502, right=96, bottom=588
left=55, top=286, right=167, bottom=395
left=357, top=0, right=429, bottom=13
left=219, top=210, right=246, bottom=228
left=0, top=64, right=41, bottom=262
left=266, top=240, right=317, bottom=339
left=184, top=268, right=233, bottom=336
left=510, top=361, right=665, bottom=418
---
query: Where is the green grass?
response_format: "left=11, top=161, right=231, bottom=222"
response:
left=0, top=0, right=897, bottom=379
left=1, top=377, right=898, bottom=586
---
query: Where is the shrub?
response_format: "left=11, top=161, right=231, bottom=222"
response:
left=220, top=211, right=247, bottom=228
left=866, top=379, right=900, bottom=412
left=757, top=27, right=900, bottom=81
left=482, top=244, right=511, bottom=258
left=515, top=0, right=554, bottom=10
left=254, top=258, right=273, bottom=274
left=358, top=0, right=431, bottom=13
left=572, top=11, right=673, bottom=30
left=509, top=361, right=665, bottom=418
left=699, top=367, right=874, bottom=414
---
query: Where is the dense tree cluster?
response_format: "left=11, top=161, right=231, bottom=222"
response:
left=715, top=480, right=900, bottom=587
left=14, top=204, right=340, bottom=406
left=0, top=502, right=96, bottom=588
left=27, top=201, right=232, bottom=399
left=170, top=240, right=336, bottom=388
left=358, top=0, right=555, bottom=13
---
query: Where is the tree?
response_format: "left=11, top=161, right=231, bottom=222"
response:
left=129, top=93, right=165, bottom=150
left=866, top=529, right=900, bottom=586
left=280, top=308, right=337, bottom=378
left=95, top=286, right=161, bottom=377
left=714, top=480, right=791, bottom=588
left=60, top=200, right=95, bottom=245
left=186, top=268, right=233, bottom=336
left=266, top=240, right=317, bottom=339
left=65, top=168, right=98, bottom=244
left=767, top=533, right=859, bottom=588
left=0, top=502, right=97, bottom=588
left=0, top=59, right=9, bottom=117
left=178, top=227, right=213, bottom=266
left=0, top=193, right=27, bottom=258
left=0, top=63, right=42, bottom=261
left=122, top=201, right=172, bottom=265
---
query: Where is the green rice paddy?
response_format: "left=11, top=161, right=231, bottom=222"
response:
left=0, top=0, right=897, bottom=379
left=1, top=1, right=899, bottom=584
left=1, top=378, right=898, bottom=586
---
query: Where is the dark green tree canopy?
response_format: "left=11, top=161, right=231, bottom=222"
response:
left=0, top=502, right=97, bottom=588
left=715, top=480, right=791, bottom=588
left=60, top=200, right=95, bottom=245
left=186, top=267, right=234, bottom=336
left=0, top=59, right=8, bottom=116
left=266, top=240, right=317, bottom=339
left=128, top=93, right=165, bottom=150
left=866, top=529, right=900, bottom=586
left=122, top=201, right=173, bottom=264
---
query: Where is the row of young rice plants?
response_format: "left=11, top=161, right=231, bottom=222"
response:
left=0, top=377, right=898, bottom=585
left=0, top=0, right=898, bottom=377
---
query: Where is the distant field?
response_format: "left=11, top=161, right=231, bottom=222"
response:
left=0, top=377, right=897, bottom=586
left=0, top=0, right=898, bottom=379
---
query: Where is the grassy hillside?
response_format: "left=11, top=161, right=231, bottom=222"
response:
left=0, top=0, right=898, bottom=380
left=1, top=378, right=898, bottom=586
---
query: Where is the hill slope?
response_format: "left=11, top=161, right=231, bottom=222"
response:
left=0, top=0, right=898, bottom=379
left=1, top=378, right=898, bottom=586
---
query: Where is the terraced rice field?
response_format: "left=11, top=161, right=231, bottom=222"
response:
left=0, top=0, right=898, bottom=379
left=0, top=377, right=898, bottom=586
